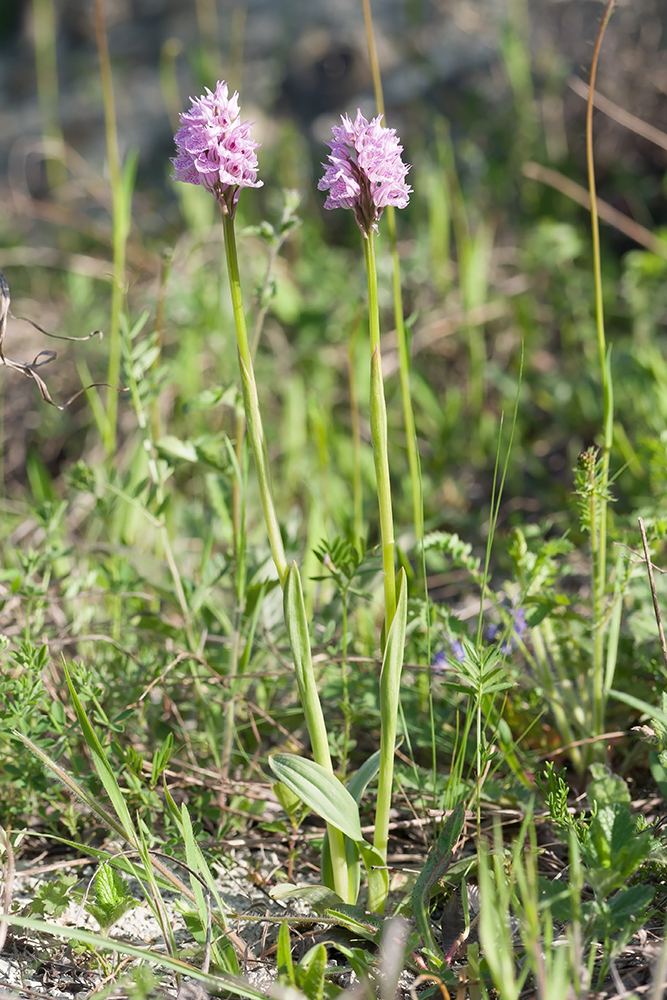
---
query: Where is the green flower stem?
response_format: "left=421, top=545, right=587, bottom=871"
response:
left=222, top=208, right=350, bottom=900
left=347, top=313, right=364, bottom=552
left=284, top=563, right=351, bottom=902
left=221, top=209, right=288, bottom=586
left=387, top=206, right=423, bottom=542
left=361, top=0, right=422, bottom=545
left=223, top=212, right=350, bottom=900
left=370, top=568, right=407, bottom=914
left=586, top=0, right=616, bottom=736
left=364, top=230, right=397, bottom=632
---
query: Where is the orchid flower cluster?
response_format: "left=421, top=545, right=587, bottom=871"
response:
left=172, top=81, right=262, bottom=215
left=172, top=84, right=411, bottom=232
left=317, top=109, right=412, bottom=235
left=173, top=82, right=411, bottom=914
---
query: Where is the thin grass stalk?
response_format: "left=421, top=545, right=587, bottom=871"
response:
left=586, top=0, right=616, bottom=735
left=360, top=0, right=422, bottom=545
left=159, top=38, right=183, bottom=132
left=32, top=0, right=65, bottom=191
left=365, top=231, right=396, bottom=631
left=221, top=210, right=288, bottom=586
left=94, top=0, right=128, bottom=457
left=194, top=0, right=221, bottom=82
left=121, top=318, right=194, bottom=653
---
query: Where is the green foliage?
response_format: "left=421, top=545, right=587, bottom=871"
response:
left=411, top=803, right=465, bottom=962
left=5, top=5, right=667, bottom=992
left=28, top=873, right=78, bottom=918
left=84, top=865, right=138, bottom=934
left=268, top=754, right=363, bottom=843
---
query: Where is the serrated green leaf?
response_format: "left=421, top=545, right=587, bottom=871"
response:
left=607, top=884, right=654, bottom=925
left=94, top=864, right=130, bottom=909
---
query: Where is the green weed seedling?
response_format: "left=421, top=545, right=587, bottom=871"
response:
left=80, top=864, right=138, bottom=936
left=28, top=872, right=79, bottom=920
left=537, top=764, right=655, bottom=990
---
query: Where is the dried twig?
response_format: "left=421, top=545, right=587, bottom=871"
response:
left=638, top=517, right=667, bottom=674
left=0, top=266, right=125, bottom=409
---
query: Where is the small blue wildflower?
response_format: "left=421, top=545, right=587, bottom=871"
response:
left=432, top=650, right=448, bottom=673
left=431, top=638, right=466, bottom=673
left=450, top=639, right=465, bottom=663
left=486, top=606, right=527, bottom=654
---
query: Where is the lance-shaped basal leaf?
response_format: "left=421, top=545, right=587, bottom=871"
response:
left=412, top=803, right=465, bottom=956
left=269, top=754, right=363, bottom=843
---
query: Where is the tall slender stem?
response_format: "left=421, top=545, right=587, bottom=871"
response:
left=586, top=0, right=616, bottom=735
left=364, top=230, right=396, bottom=631
left=361, top=0, right=422, bottom=544
left=94, top=0, right=126, bottom=457
left=223, top=207, right=350, bottom=901
left=222, top=422, right=247, bottom=780
left=221, top=209, right=288, bottom=586
left=347, top=314, right=364, bottom=551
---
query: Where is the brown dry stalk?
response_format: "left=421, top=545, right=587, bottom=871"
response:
left=522, top=161, right=667, bottom=259
left=570, top=75, right=667, bottom=153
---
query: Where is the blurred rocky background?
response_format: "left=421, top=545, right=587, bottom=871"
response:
left=1, top=0, right=667, bottom=486
left=1, top=0, right=667, bottom=203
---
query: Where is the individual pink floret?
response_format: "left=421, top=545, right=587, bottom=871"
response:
left=318, top=109, right=411, bottom=235
left=172, top=81, right=262, bottom=214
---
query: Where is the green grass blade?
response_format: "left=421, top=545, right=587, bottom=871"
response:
left=61, top=659, right=138, bottom=846
left=277, top=920, right=296, bottom=986
left=13, top=732, right=130, bottom=845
